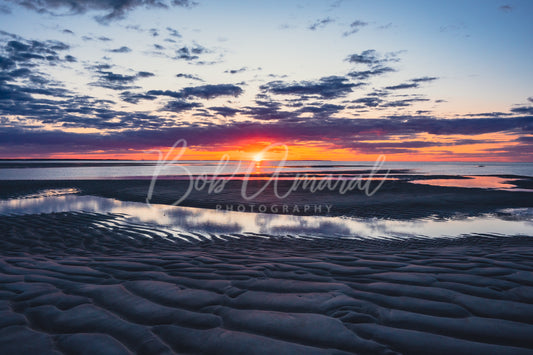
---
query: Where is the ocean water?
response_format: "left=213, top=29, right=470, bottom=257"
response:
left=0, top=160, right=532, bottom=180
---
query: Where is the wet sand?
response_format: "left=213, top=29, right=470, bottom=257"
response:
left=0, top=210, right=532, bottom=354
left=0, top=179, right=532, bottom=354
left=1, top=177, right=533, bottom=219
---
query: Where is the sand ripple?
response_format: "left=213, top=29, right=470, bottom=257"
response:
left=1, top=212, right=533, bottom=354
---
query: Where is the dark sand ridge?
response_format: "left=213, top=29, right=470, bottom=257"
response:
left=0, top=211, right=532, bottom=354
left=1, top=177, right=532, bottom=219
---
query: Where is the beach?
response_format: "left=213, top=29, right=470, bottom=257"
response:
left=1, top=212, right=533, bottom=354
left=2, top=0, right=533, bottom=352
left=2, top=175, right=533, bottom=219
left=0, top=174, right=532, bottom=354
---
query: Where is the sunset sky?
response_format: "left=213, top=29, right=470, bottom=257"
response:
left=0, top=0, right=532, bottom=161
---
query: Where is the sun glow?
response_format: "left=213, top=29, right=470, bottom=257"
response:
left=253, top=153, right=264, bottom=162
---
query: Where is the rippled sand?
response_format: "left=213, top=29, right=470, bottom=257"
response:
left=1, top=211, right=533, bottom=354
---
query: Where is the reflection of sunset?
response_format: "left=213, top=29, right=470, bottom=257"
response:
left=410, top=176, right=518, bottom=189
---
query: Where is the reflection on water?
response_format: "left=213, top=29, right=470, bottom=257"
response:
left=409, top=176, right=524, bottom=190
left=0, top=194, right=532, bottom=240
left=16, top=188, right=81, bottom=199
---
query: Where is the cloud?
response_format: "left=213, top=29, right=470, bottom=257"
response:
left=0, top=56, right=16, bottom=70
left=180, top=84, right=243, bottom=99
left=6, top=68, right=32, bottom=78
left=108, top=46, right=131, bottom=53
left=381, top=98, right=430, bottom=107
left=148, top=84, right=243, bottom=100
left=5, top=0, right=196, bottom=24
left=351, top=91, right=430, bottom=108
left=511, top=106, right=533, bottom=115
left=385, top=82, right=419, bottom=90
left=166, top=27, right=181, bottom=38
left=348, top=140, right=444, bottom=150
left=345, top=50, right=402, bottom=68
left=309, top=17, right=334, bottom=30
left=347, top=66, right=395, bottom=80
left=345, top=50, right=381, bottom=65
left=91, top=70, right=154, bottom=90
left=464, top=112, right=512, bottom=117
left=342, top=20, right=368, bottom=37
left=1, top=25, right=529, bottom=160
left=0, top=33, right=76, bottom=90
left=0, top=73, right=175, bottom=130
left=242, top=98, right=295, bottom=121
left=120, top=91, right=157, bottom=104
left=517, top=136, right=533, bottom=143
left=298, top=103, right=344, bottom=118
left=225, top=67, right=247, bottom=74
left=137, top=71, right=154, bottom=78
left=261, top=76, right=363, bottom=99
left=185, top=84, right=242, bottom=100
left=411, top=76, right=438, bottom=83
left=176, top=73, right=203, bottom=81
left=352, top=96, right=383, bottom=108
left=174, top=45, right=207, bottom=61
left=1, top=35, right=70, bottom=65
left=2, top=115, right=531, bottom=157
left=89, top=63, right=112, bottom=70
left=149, top=39, right=219, bottom=65
left=209, top=106, right=241, bottom=117
left=64, top=55, right=77, bottom=62
left=244, top=107, right=294, bottom=121
left=528, top=97, right=533, bottom=103
left=385, top=76, right=438, bottom=90
left=161, top=100, right=202, bottom=113
left=95, top=71, right=136, bottom=83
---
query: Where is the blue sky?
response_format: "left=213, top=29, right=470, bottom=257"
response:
left=0, top=0, right=532, bottom=160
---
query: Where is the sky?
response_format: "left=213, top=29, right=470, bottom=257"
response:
left=0, top=0, right=532, bottom=161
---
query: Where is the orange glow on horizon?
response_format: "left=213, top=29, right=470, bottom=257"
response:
left=4, top=133, right=531, bottom=162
